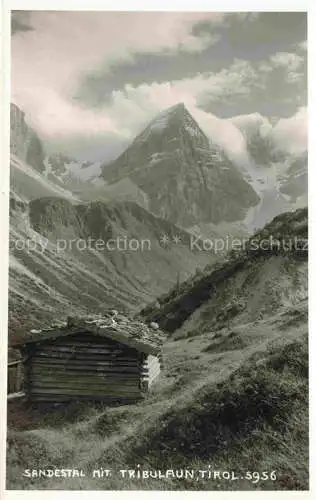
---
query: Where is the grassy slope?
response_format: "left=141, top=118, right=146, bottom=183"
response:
left=7, top=306, right=308, bottom=490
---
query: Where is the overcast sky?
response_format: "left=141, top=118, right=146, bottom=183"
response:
left=11, top=11, right=307, bottom=162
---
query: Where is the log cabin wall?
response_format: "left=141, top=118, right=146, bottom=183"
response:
left=7, top=359, right=23, bottom=395
left=25, top=331, right=146, bottom=403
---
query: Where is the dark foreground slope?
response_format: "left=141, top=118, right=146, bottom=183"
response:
left=7, top=207, right=308, bottom=490
left=140, top=207, right=307, bottom=333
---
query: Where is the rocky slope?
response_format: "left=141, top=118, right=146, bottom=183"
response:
left=277, top=151, right=307, bottom=204
left=10, top=103, right=46, bottom=173
left=101, top=103, right=260, bottom=228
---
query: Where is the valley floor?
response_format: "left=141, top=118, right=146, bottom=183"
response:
left=6, top=298, right=308, bottom=491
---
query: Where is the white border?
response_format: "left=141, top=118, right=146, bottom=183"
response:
left=1, top=2, right=314, bottom=500
left=1, top=0, right=11, bottom=498
left=4, top=0, right=315, bottom=11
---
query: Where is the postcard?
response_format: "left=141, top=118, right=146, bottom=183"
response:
left=1, top=5, right=310, bottom=497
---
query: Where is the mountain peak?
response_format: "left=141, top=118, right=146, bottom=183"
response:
left=100, top=99, right=260, bottom=227
left=140, top=102, right=207, bottom=144
left=148, top=102, right=187, bottom=127
left=164, top=102, right=186, bottom=112
left=154, top=102, right=190, bottom=121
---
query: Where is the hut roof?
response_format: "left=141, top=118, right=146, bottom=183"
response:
left=13, top=313, right=165, bottom=355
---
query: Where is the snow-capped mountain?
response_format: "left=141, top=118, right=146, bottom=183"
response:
left=101, top=103, right=260, bottom=228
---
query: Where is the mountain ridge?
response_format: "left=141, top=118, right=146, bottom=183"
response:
left=9, top=194, right=214, bottom=342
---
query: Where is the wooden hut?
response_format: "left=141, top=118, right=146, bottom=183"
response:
left=12, top=314, right=164, bottom=404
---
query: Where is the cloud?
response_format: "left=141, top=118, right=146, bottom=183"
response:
left=272, top=107, right=307, bottom=154
left=194, top=110, right=250, bottom=165
left=12, top=12, right=223, bottom=102
left=11, top=12, right=225, bottom=142
left=11, top=12, right=307, bottom=162
left=268, top=51, right=305, bottom=86
left=297, top=40, right=307, bottom=51
left=230, top=107, right=307, bottom=157
left=13, top=57, right=260, bottom=142
left=270, top=51, right=304, bottom=71
left=230, top=112, right=273, bottom=138
left=197, top=60, right=260, bottom=103
left=13, top=55, right=307, bottom=163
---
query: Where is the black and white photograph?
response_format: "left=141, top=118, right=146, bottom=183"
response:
left=3, top=7, right=309, bottom=493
